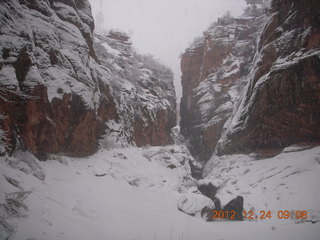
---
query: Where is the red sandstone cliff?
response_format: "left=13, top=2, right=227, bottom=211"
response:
left=217, top=0, right=320, bottom=154
left=95, top=32, right=176, bottom=148
left=180, top=8, right=266, bottom=162
left=0, top=0, right=176, bottom=159
left=180, top=0, right=320, bottom=160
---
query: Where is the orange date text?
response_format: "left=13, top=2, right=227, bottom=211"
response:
left=243, top=210, right=308, bottom=220
left=212, top=210, right=308, bottom=220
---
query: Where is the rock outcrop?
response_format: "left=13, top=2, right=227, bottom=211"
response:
left=217, top=0, right=320, bottom=154
left=181, top=0, right=320, bottom=160
left=0, top=0, right=111, bottom=159
left=0, top=0, right=176, bottom=159
left=95, top=32, right=176, bottom=148
left=180, top=8, right=266, bottom=162
left=222, top=196, right=244, bottom=220
left=201, top=196, right=244, bottom=221
left=198, top=181, right=244, bottom=221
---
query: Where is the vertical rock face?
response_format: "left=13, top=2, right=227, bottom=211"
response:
left=0, top=0, right=112, bottom=159
left=0, top=0, right=176, bottom=158
left=180, top=11, right=265, bottom=162
left=94, top=32, right=177, bottom=148
left=217, top=0, right=320, bottom=154
left=181, top=0, right=320, bottom=160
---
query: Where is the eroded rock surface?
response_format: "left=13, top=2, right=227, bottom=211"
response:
left=180, top=9, right=266, bottom=162
left=0, top=0, right=176, bottom=158
left=217, top=0, right=320, bottom=154
left=181, top=0, right=320, bottom=159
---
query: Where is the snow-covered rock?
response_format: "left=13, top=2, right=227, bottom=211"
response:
left=203, top=145, right=320, bottom=227
left=95, top=32, right=177, bottom=148
left=181, top=0, right=320, bottom=159
left=1, top=145, right=320, bottom=240
left=216, top=0, right=320, bottom=154
left=0, top=0, right=176, bottom=159
left=180, top=5, right=267, bottom=163
left=0, top=145, right=202, bottom=239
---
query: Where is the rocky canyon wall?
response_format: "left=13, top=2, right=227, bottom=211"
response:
left=181, top=0, right=320, bottom=161
left=217, top=0, right=320, bottom=155
left=180, top=6, right=266, bottom=162
left=94, top=31, right=177, bottom=148
left=0, top=0, right=176, bottom=159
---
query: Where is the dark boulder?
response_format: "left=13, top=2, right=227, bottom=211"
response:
left=222, top=195, right=244, bottom=220
left=189, top=160, right=203, bottom=180
left=197, top=182, right=222, bottom=222
left=197, top=182, right=218, bottom=202
left=201, top=196, right=244, bottom=221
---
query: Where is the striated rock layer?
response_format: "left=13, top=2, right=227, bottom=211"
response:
left=181, top=0, right=320, bottom=160
left=217, top=0, right=320, bottom=154
left=180, top=9, right=266, bottom=162
left=0, top=0, right=176, bottom=159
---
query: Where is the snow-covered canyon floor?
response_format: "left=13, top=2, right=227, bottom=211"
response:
left=1, top=145, right=320, bottom=240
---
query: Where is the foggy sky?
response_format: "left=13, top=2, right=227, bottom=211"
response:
left=89, top=0, right=247, bottom=101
